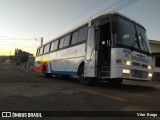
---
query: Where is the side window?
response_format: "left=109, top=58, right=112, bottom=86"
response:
left=50, top=40, right=59, bottom=51
left=64, top=34, right=70, bottom=47
left=44, top=44, right=50, bottom=54
left=50, top=42, right=54, bottom=51
left=36, top=49, right=40, bottom=56
left=59, top=38, right=64, bottom=49
left=78, top=26, right=88, bottom=42
left=71, top=31, right=78, bottom=45
left=39, top=47, right=44, bottom=55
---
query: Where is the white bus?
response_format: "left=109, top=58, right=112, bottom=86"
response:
left=34, top=12, right=153, bottom=85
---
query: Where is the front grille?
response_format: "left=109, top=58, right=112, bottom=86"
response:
left=141, top=64, right=148, bottom=68
left=132, top=62, right=148, bottom=69
left=132, top=62, right=140, bottom=67
left=131, top=69, right=148, bottom=79
left=131, top=56, right=149, bottom=63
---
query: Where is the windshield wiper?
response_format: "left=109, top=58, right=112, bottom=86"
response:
left=130, top=39, right=139, bottom=51
left=139, top=35, right=150, bottom=55
left=131, top=39, right=138, bottom=47
left=130, top=33, right=139, bottom=50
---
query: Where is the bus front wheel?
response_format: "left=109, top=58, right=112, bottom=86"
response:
left=78, top=65, right=92, bottom=86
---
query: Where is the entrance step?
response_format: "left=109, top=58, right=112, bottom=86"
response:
left=99, top=71, right=110, bottom=77
left=101, top=66, right=110, bottom=71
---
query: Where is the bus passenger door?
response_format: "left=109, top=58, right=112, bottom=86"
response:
left=97, top=20, right=111, bottom=77
left=84, top=24, right=97, bottom=77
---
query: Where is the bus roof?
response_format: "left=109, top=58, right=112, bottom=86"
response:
left=38, top=12, right=146, bottom=48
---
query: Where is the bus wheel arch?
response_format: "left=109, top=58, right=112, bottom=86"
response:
left=42, top=65, right=52, bottom=78
left=78, top=61, right=92, bottom=86
left=77, top=61, right=84, bottom=75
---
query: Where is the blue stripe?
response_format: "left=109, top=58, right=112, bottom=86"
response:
left=52, top=71, right=77, bottom=75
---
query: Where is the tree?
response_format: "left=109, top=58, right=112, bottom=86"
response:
left=14, top=48, right=18, bottom=61
left=14, top=48, right=30, bottom=64
left=20, top=51, right=29, bottom=63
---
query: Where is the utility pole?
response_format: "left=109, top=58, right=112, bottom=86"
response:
left=41, top=37, right=43, bottom=45
left=35, top=37, right=43, bottom=45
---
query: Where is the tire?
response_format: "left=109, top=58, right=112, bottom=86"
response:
left=108, top=78, right=123, bottom=86
left=61, top=75, right=71, bottom=79
left=78, top=65, right=92, bottom=86
left=42, top=66, right=52, bottom=78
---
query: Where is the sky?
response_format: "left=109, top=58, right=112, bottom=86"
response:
left=0, top=0, right=160, bottom=56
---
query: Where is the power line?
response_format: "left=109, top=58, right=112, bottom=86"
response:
left=1, top=0, right=138, bottom=55
left=90, top=0, right=125, bottom=18
left=0, top=40, right=39, bottom=45
left=110, top=0, right=137, bottom=12
left=0, top=36, right=43, bottom=44
left=45, top=0, right=110, bottom=39
left=83, top=0, right=137, bottom=21
left=0, top=36, right=35, bottom=41
left=45, top=0, right=137, bottom=41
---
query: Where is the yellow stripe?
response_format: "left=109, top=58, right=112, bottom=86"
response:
left=78, top=89, right=126, bottom=101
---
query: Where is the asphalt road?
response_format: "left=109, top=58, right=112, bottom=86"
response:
left=0, top=63, right=160, bottom=120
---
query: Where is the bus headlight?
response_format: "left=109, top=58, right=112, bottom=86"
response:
left=123, top=69, right=130, bottom=74
left=148, top=65, right=152, bottom=70
left=148, top=73, right=153, bottom=77
left=116, top=59, right=131, bottom=65
left=125, top=61, right=131, bottom=65
left=122, top=60, right=131, bottom=65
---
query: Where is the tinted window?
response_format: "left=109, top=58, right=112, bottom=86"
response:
left=64, top=35, right=70, bottom=47
left=50, top=40, right=59, bottom=51
left=39, top=47, right=44, bottom=55
left=71, top=31, right=78, bottom=45
left=59, top=38, right=64, bottom=48
left=116, top=17, right=137, bottom=48
left=136, top=25, right=150, bottom=53
left=78, top=26, right=88, bottom=42
left=155, top=56, right=160, bottom=67
left=44, top=44, right=50, bottom=53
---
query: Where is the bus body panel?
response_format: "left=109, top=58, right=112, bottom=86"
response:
left=34, top=56, right=43, bottom=73
left=50, top=43, right=85, bottom=75
left=84, top=25, right=96, bottom=77
left=111, top=48, right=153, bottom=80
left=34, top=54, right=51, bottom=73
left=41, top=54, right=51, bottom=73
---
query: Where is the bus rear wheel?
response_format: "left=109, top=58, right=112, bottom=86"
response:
left=42, top=66, right=52, bottom=78
left=78, top=65, right=92, bottom=86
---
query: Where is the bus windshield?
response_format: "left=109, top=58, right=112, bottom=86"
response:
left=113, top=15, right=151, bottom=54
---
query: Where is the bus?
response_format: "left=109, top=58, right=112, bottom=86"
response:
left=34, top=12, right=153, bottom=85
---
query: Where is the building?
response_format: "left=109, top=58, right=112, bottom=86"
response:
left=149, top=40, right=160, bottom=80
left=27, top=54, right=35, bottom=69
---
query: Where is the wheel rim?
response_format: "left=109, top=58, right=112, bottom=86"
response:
left=81, top=71, right=84, bottom=78
left=42, top=66, right=46, bottom=77
left=42, top=70, right=46, bottom=77
left=80, top=67, right=87, bottom=81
